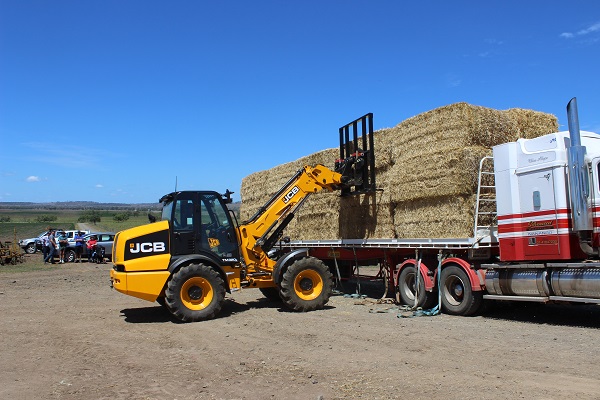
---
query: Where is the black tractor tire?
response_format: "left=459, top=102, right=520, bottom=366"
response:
left=25, top=243, right=37, bottom=254
left=397, top=266, right=437, bottom=309
left=165, top=263, right=225, bottom=322
left=65, top=249, right=76, bottom=263
left=280, top=257, right=333, bottom=312
left=440, top=265, right=482, bottom=316
left=156, top=296, right=167, bottom=308
left=259, top=287, right=282, bottom=302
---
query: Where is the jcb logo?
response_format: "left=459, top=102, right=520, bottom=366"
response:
left=129, top=242, right=166, bottom=253
left=283, top=186, right=300, bottom=204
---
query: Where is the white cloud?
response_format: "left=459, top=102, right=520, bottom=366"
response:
left=560, top=21, right=600, bottom=39
left=484, top=39, right=504, bottom=46
left=578, top=22, right=600, bottom=35
left=26, top=176, right=41, bottom=182
left=95, top=184, right=104, bottom=188
left=445, top=73, right=461, bottom=88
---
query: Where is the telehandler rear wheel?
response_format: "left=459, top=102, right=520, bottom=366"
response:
left=165, top=263, right=225, bottom=322
left=280, top=257, right=333, bottom=312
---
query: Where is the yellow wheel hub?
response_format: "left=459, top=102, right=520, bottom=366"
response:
left=293, top=269, right=323, bottom=301
left=180, top=277, right=214, bottom=310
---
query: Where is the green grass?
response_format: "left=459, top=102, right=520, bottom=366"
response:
left=0, top=209, right=157, bottom=243
left=0, top=222, right=75, bottom=243
left=94, top=214, right=155, bottom=233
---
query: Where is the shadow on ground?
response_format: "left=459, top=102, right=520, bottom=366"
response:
left=480, top=301, right=600, bottom=329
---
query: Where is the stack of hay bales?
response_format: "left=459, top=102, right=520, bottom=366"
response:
left=240, top=103, right=558, bottom=240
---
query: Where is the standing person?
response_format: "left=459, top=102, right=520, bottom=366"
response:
left=87, top=235, right=98, bottom=262
left=74, top=231, right=84, bottom=263
left=41, top=231, right=51, bottom=263
left=44, top=229, right=56, bottom=264
left=56, top=230, right=68, bottom=264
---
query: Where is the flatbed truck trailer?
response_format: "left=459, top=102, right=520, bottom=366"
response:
left=280, top=98, right=600, bottom=316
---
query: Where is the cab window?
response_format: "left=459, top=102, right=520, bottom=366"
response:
left=199, top=194, right=236, bottom=258
left=173, top=199, right=195, bottom=231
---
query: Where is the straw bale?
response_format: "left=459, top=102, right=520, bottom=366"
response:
left=393, top=195, right=476, bottom=238
left=239, top=102, right=558, bottom=240
left=505, top=108, right=559, bottom=139
left=378, top=103, right=514, bottom=161
left=382, top=146, right=492, bottom=202
left=240, top=148, right=338, bottom=222
left=277, top=190, right=396, bottom=241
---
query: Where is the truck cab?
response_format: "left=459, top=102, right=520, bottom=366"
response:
left=494, top=131, right=600, bottom=261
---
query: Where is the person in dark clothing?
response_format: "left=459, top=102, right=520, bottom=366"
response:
left=74, top=231, right=84, bottom=263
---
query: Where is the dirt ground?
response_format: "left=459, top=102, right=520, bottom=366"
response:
left=2, top=260, right=600, bottom=400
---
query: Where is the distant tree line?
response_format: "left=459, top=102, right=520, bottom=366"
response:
left=112, top=210, right=140, bottom=222
left=78, top=210, right=102, bottom=224
left=0, top=202, right=162, bottom=210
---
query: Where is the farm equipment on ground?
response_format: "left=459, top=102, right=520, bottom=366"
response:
left=1, top=229, right=26, bottom=265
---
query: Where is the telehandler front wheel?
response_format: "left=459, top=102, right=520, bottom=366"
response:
left=280, top=257, right=333, bottom=312
left=165, top=263, right=225, bottom=322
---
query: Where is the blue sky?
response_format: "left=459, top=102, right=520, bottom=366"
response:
left=1, top=1, right=600, bottom=204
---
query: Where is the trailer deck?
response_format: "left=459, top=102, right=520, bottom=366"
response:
left=286, top=236, right=497, bottom=251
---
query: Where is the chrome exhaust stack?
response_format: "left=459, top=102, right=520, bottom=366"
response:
left=566, top=97, right=595, bottom=255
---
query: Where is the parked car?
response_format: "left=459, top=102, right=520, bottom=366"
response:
left=18, top=229, right=90, bottom=254
left=64, top=232, right=115, bottom=263
left=19, top=231, right=51, bottom=254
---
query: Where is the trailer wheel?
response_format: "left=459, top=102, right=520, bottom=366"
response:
left=259, top=287, right=282, bottom=302
left=280, top=257, right=333, bottom=312
left=440, top=265, right=482, bottom=316
left=397, top=266, right=437, bottom=309
left=165, top=263, right=225, bottom=322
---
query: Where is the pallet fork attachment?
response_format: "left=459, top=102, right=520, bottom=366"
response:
left=335, top=113, right=377, bottom=196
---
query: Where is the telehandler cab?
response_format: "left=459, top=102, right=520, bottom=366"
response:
left=110, top=114, right=376, bottom=322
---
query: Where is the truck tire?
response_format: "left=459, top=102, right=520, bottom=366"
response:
left=25, top=243, right=37, bottom=254
left=280, top=257, right=333, bottom=312
left=440, top=265, right=482, bottom=316
left=259, top=287, right=282, bottom=301
left=397, top=266, right=437, bottom=309
left=165, top=263, right=225, bottom=322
